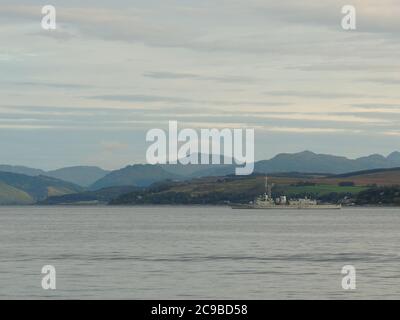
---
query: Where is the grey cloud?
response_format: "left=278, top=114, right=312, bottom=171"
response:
left=88, top=94, right=192, bottom=104
left=2, top=2, right=399, bottom=58
left=332, top=111, right=400, bottom=121
left=361, top=78, right=400, bottom=85
left=352, top=103, right=400, bottom=109
left=11, top=81, right=93, bottom=89
left=248, top=0, right=400, bottom=36
left=286, top=64, right=400, bottom=72
left=143, top=72, right=199, bottom=80
left=87, top=94, right=292, bottom=107
left=266, top=90, right=378, bottom=99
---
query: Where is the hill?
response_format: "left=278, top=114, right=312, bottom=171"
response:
left=253, top=151, right=400, bottom=175
left=249, top=168, right=400, bottom=187
left=0, top=165, right=46, bottom=176
left=160, top=153, right=236, bottom=177
left=315, top=167, right=400, bottom=186
left=0, top=171, right=83, bottom=204
left=0, top=182, right=34, bottom=205
left=90, top=164, right=182, bottom=190
left=39, top=186, right=140, bottom=205
left=110, top=175, right=265, bottom=205
left=0, top=165, right=108, bottom=187
left=46, top=166, right=110, bottom=187
left=3, top=150, right=400, bottom=191
left=110, top=151, right=400, bottom=186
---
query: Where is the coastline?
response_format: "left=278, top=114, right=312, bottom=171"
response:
left=1, top=203, right=399, bottom=208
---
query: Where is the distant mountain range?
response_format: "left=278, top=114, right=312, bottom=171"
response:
left=0, top=165, right=109, bottom=187
left=90, top=164, right=181, bottom=190
left=47, top=166, right=110, bottom=187
left=0, top=165, right=46, bottom=177
left=2, top=150, right=400, bottom=205
left=254, top=150, right=400, bottom=174
left=195, top=150, right=400, bottom=176
left=85, top=150, right=400, bottom=189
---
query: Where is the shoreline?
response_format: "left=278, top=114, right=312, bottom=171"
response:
left=0, top=203, right=399, bottom=208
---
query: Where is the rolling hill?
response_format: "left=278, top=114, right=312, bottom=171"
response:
left=110, top=175, right=265, bottom=205
left=319, top=167, right=400, bottom=186
left=90, top=164, right=182, bottom=190
left=46, top=166, right=110, bottom=187
left=253, top=151, right=400, bottom=175
left=39, top=185, right=140, bottom=205
left=2, top=150, right=400, bottom=191
left=0, top=165, right=46, bottom=176
left=85, top=150, right=400, bottom=191
left=0, top=171, right=83, bottom=204
left=0, top=165, right=109, bottom=187
left=0, top=182, right=34, bottom=205
left=260, top=167, right=400, bottom=188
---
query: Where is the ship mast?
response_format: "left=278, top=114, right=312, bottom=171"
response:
left=265, top=175, right=272, bottom=198
left=265, top=175, right=268, bottom=194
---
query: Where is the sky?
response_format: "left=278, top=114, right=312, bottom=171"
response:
left=1, top=0, right=400, bottom=170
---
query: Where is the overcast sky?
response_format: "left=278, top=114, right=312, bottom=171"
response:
left=1, top=0, right=400, bottom=170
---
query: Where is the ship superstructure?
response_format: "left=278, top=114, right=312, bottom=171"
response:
left=231, top=176, right=341, bottom=210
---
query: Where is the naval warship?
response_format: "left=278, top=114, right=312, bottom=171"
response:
left=231, top=176, right=341, bottom=210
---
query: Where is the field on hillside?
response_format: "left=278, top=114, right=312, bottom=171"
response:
left=0, top=182, right=34, bottom=205
left=267, top=168, right=400, bottom=187
left=317, top=171, right=400, bottom=186
left=168, top=176, right=264, bottom=194
left=274, top=184, right=368, bottom=197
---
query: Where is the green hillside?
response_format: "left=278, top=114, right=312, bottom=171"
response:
left=90, top=164, right=182, bottom=190
left=0, top=171, right=83, bottom=203
left=0, top=182, right=34, bottom=205
left=274, top=184, right=367, bottom=197
left=110, top=175, right=265, bottom=205
left=47, top=166, right=109, bottom=187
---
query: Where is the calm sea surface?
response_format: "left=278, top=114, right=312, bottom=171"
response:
left=0, top=206, right=399, bottom=299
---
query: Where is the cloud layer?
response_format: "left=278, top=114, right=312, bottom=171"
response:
left=0, top=0, right=399, bottom=169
